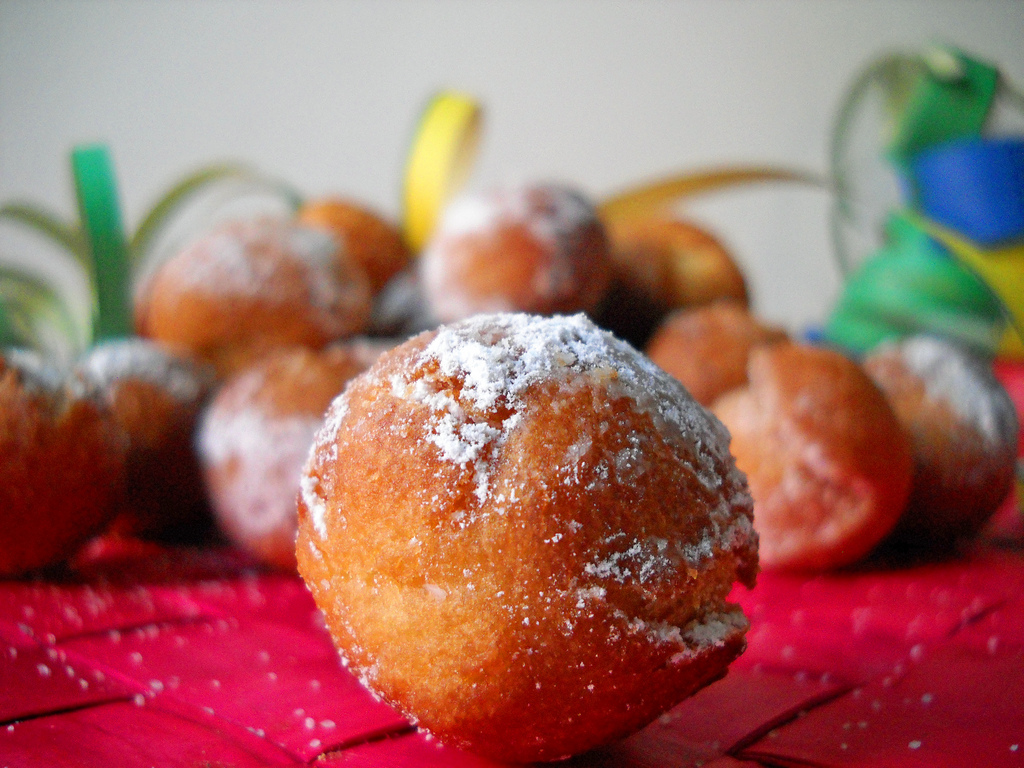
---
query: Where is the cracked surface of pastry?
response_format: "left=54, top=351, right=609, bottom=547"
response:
left=713, top=343, right=913, bottom=571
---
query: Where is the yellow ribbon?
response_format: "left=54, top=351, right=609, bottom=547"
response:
left=598, top=166, right=826, bottom=224
left=400, top=91, right=823, bottom=254
left=401, top=92, right=482, bottom=253
left=399, top=88, right=1023, bottom=365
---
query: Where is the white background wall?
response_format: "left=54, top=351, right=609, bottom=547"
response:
left=2, top=0, right=1022, bottom=334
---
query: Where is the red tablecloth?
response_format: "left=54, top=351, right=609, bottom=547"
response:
left=2, top=508, right=1022, bottom=768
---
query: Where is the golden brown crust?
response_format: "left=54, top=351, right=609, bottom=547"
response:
left=646, top=301, right=789, bottom=406
left=713, top=343, right=912, bottom=572
left=296, top=313, right=756, bottom=762
left=0, top=354, right=126, bottom=577
left=136, top=218, right=372, bottom=378
left=297, top=198, right=411, bottom=293
left=863, top=336, right=1019, bottom=549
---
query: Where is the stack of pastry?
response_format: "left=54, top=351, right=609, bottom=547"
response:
left=3, top=196, right=407, bottom=575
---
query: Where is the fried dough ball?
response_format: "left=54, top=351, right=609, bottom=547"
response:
left=136, top=217, right=372, bottom=378
left=419, top=184, right=612, bottom=323
left=863, top=335, right=1019, bottom=551
left=600, top=217, right=749, bottom=346
left=297, top=313, right=757, bottom=762
left=198, top=342, right=381, bottom=569
left=713, top=343, right=912, bottom=571
left=75, top=339, right=215, bottom=542
left=646, top=301, right=789, bottom=407
left=296, top=197, right=411, bottom=293
left=0, top=350, right=126, bottom=577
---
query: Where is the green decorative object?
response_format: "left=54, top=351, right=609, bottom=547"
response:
left=826, top=212, right=1005, bottom=354
left=886, top=45, right=1000, bottom=170
left=71, top=144, right=133, bottom=341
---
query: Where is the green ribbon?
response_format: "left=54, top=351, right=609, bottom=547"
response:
left=826, top=212, right=1005, bottom=354
left=0, top=265, right=82, bottom=359
left=71, top=144, right=133, bottom=341
left=130, top=163, right=303, bottom=272
left=2, top=149, right=303, bottom=358
left=886, top=45, right=1000, bottom=170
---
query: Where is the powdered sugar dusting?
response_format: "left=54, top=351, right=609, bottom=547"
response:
left=584, top=537, right=673, bottom=584
left=302, top=313, right=750, bottom=559
left=433, top=185, right=596, bottom=249
left=301, top=473, right=330, bottom=540
left=286, top=225, right=358, bottom=314
left=434, top=194, right=504, bottom=240
left=889, top=335, right=1018, bottom=448
left=410, top=313, right=738, bottom=505
left=172, top=220, right=269, bottom=294
left=79, top=338, right=210, bottom=404
left=669, top=607, right=750, bottom=663
left=420, top=186, right=603, bottom=323
left=522, top=186, right=596, bottom=252
left=172, top=219, right=334, bottom=299
left=4, top=347, right=105, bottom=407
left=4, top=348, right=67, bottom=395
left=164, top=218, right=369, bottom=335
left=199, top=403, right=323, bottom=538
left=579, top=596, right=747, bottom=657
left=301, top=394, right=350, bottom=538
left=371, top=312, right=751, bottom=572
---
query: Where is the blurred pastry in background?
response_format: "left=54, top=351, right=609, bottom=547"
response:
left=296, top=197, right=411, bottom=294
left=714, top=342, right=912, bottom=571
left=419, top=183, right=611, bottom=323
left=197, top=342, right=379, bottom=570
left=136, top=217, right=372, bottom=378
left=646, top=300, right=789, bottom=406
left=600, top=217, right=749, bottom=347
left=864, top=334, right=1019, bottom=552
left=76, top=338, right=215, bottom=543
left=0, top=349, right=126, bottom=577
